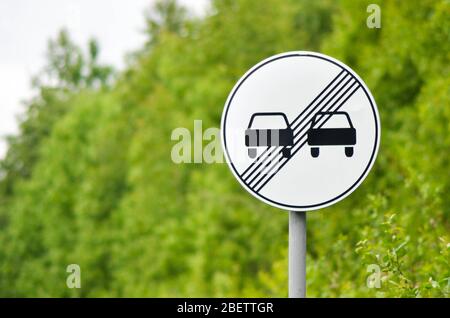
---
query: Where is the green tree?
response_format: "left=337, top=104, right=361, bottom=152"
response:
left=0, top=0, right=448, bottom=297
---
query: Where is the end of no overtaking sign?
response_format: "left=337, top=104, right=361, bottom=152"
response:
left=221, top=51, right=380, bottom=212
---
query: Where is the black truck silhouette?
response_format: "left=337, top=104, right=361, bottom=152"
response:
left=307, top=111, right=356, bottom=157
left=245, top=112, right=293, bottom=159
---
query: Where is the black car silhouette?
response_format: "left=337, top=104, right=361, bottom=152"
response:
left=307, top=111, right=356, bottom=157
left=245, top=112, right=293, bottom=159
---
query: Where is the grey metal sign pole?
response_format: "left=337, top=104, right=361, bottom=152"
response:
left=289, top=211, right=306, bottom=298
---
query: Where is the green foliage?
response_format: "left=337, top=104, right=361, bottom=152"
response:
left=40, top=29, right=114, bottom=89
left=0, top=0, right=448, bottom=297
left=0, top=30, right=114, bottom=197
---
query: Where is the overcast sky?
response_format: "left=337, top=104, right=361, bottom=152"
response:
left=0, top=0, right=208, bottom=158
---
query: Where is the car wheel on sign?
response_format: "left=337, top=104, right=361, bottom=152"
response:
left=282, top=148, right=291, bottom=159
left=248, top=148, right=257, bottom=158
left=311, top=147, right=319, bottom=158
left=345, top=147, right=354, bottom=157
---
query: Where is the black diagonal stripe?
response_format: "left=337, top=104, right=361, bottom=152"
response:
left=241, top=146, right=270, bottom=175
left=288, top=70, right=346, bottom=128
left=248, top=79, right=358, bottom=188
left=290, top=72, right=350, bottom=133
left=240, top=70, right=346, bottom=180
left=252, top=82, right=359, bottom=191
left=242, top=71, right=349, bottom=182
left=253, top=87, right=359, bottom=193
left=245, top=146, right=280, bottom=184
left=291, top=76, right=355, bottom=141
left=254, top=84, right=361, bottom=192
left=241, top=146, right=272, bottom=180
left=247, top=77, right=356, bottom=188
left=246, top=147, right=282, bottom=186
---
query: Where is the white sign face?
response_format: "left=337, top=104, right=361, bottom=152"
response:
left=221, top=51, right=380, bottom=211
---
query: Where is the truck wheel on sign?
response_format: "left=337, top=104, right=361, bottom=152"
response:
left=311, top=147, right=319, bottom=158
left=248, top=148, right=257, bottom=158
left=345, top=147, right=354, bottom=157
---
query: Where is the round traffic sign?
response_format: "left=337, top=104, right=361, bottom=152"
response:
left=221, top=51, right=380, bottom=211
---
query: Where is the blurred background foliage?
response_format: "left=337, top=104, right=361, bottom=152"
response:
left=0, top=0, right=448, bottom=297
